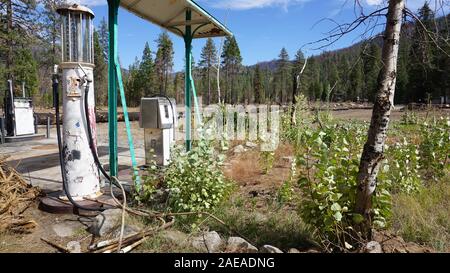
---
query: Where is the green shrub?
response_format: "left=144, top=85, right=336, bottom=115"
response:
left=294, top=122, right=392, bottom=250
left=419, top=117, right=450, bottom=181
left=164, top=132, right=232, bottom=213
left=401, top=111, right=419, bottom=125
left=382, top=138, right=422, bottom=194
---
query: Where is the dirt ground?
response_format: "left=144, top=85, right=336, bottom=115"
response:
left=0, top=108, right=448, bottom=253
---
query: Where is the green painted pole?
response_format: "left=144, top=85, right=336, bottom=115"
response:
left=184, top=9, right=192, bottom=152
left=107, top=0, right=119, bottom=177
left=189, top=53, right=202, bottom=126
left=116, top=64, right=141, bottom=190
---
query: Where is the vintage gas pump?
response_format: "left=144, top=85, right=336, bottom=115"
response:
left=56, top=4, right=100, bottom=200
left=1, top=80, right=44, bottom=143
left=140, top=97, right=177, bottom=166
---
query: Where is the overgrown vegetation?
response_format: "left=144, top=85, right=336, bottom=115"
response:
left=278, top=95, right=450, bottom=251
left=139, top=130, right=232, bottom=219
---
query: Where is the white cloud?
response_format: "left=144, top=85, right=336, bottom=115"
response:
left=365, top=0, right=383, bottom=5
left=202, top=0, right=311, bottom=10
left=65, top=0, right=107, bottom=7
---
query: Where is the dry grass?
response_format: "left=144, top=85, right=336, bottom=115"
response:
left=224, top=151, right=262, bottom=183
left=392, top=177, right=450, bottom=252
left=0, top=156, right=41, bottom=234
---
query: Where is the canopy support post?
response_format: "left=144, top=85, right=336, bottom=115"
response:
left=184, top=9, right=192, bottom=152
left=108, top=0, right=119, bottom=177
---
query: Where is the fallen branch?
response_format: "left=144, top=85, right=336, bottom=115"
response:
left=41, top=237, right=71, bottom=253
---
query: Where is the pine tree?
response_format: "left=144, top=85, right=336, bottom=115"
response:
left=253, top=64, right=263, bottom=104
left=408, top=3, right=436, bottom=103
left=41, top=0, right=63, bottom=65
left=13, top=48, right=38, bottom=97
left=361, top=43, right=381, bottom=102
left=125, top=58, right=141, bottom=107
left=275, top=47, right=292, bottom=104
left=155, top=31, right=174, bottom=95
left=98, top=17, right=109, bottom=62
left=139, top=42, right=155, bottom=97
left=94, top=31, right=108, bottom=105
left=349, top=59, right=364, bottom=102
left=221, top=36, right=242, bottom=104
left=0, top=0, right=39, bottom=86
left=199, top=38, right=217, bottom=105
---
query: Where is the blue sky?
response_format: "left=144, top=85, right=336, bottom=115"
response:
left=74, top=0, right=443, bottom=71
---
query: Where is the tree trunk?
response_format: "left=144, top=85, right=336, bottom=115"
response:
left=207, top=66, right=211, bottom=105
left=355, top=0, right=405, bottom=237
left=291, top=74, right=298, bottom=126
left=6, top=0, right=13, bottom=80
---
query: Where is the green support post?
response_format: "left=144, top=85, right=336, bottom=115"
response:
left=184, top=9, right=193, bottom=152
left=108, top=0, right=119, bottom=177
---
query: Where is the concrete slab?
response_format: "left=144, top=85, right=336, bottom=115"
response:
left=0, top=122, right=146, bottom=193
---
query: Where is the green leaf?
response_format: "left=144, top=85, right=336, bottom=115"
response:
left=331, top=203, right=341, bottom=211
left=352, top=214, right=365, bottom=224
left=333, top=211, right=343, bottom=221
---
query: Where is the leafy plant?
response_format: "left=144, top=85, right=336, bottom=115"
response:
left=419, top=117, right=450, bottom=182
left=137, top=151, right=163, bottom=203
left=401, top=111, right=419, bottom=125
left=382, top=138, right=422, bottom=194
left=164, top=130, right=232, bottom=213
left=277, top=158, right=297, bottom=203
left=294, top=122, right=392, bottom=250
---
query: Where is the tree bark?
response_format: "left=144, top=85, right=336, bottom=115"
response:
left=355, top=0, right=405, bottom=237
left=6, top=0, right=13, bottom=80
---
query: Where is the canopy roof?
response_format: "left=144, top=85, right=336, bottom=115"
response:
left=119, top=0, right=232, bottom=39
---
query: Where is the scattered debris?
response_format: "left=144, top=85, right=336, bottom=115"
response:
left=41, top=237, right=71, bottom=253
left=0, top=156, right=41, bottom=234
left=226, top=237, right=258, bottom=253
left=260, top=245, right=283, bottom=253
left=192, top=231, right=224, bottom=253
left=88, top=217, right=174, bottom=253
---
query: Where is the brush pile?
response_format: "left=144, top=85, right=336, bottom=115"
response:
left=0, top=156, right=41, bottom=233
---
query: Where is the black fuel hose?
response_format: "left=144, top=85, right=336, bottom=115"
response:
left=83, top=81, right=110, bottom=182
left=83, top=81, right=123, bottom=190
left=53, top=74, right=103, bottom=212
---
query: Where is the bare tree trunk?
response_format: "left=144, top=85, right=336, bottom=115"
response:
left=355, top=0, right=405, bottom=237
left=6, top=0, right=13, bottom=80
left=291, top=58, right=308, bottom=125
left=207, top=66, right=211, bottom=105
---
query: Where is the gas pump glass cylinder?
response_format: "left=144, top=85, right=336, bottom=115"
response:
left=60, top=5, right=94, bottom=64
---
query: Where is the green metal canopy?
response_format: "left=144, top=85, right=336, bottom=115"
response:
left=106, top=0, right=232, bottom=187
left=119, top=0, right=232, bottom=38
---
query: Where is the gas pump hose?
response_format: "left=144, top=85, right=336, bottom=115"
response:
left=83, top=81, right=123, bottom=190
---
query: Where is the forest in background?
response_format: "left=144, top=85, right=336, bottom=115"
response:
left=0, top=1, right=449, bottom=108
